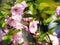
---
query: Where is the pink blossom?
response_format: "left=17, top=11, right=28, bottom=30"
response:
left=3, top=28, right=9, bottom=34
left=20, top=1, right=28, bottom=8
left=11, top=15, right=22, bottom=22
left=22, top=25, right=28, bottom=31
left=15, top=23, right=24, bottom=30
left=29, top=20, right=39, bottom=34
left=5, top=17, right=23, bottom=30
left=11, top=1, right=27, bottom=15
left=5, top=17, right=16, bottom=27
left=56, top=6, right=60, bottom=17
left=13, top=31, right=24, bottom=44
left=23, top=17, right=32, bottom=22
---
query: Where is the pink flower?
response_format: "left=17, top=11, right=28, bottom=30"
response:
left=20, top=1, right=28, bottom=8
left=5, top=17, right=17, bottom=27
left=29, top=20, right=39, bottom=34
left=11, top=1, right=27, bottom=15
left=23, top=17, right=32, bottom=22
left=5, top=17, right=23, bottom=30
left=15, top=23, right=24, bottom=30
left=3, top=28, right=9, bottom=34
left=56, top=6, right=60, bottom=17
left=13, top=31, right=24, bottom=44
left=11, top=15, right=22, bottom=22
left=22, top=25, right=28, bottom=31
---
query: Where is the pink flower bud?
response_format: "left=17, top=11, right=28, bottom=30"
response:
left=56, top=6, right=60, bottom=17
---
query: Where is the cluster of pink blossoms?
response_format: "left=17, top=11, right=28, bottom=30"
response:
left=4, top=1, right=39, bottom=44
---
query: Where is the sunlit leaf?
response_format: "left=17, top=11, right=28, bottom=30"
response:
left=15, top=0, right=23, bottom=4
left=8, top=28, right=20, bottom=35
left=54, top=18, right=60, bottom=24
left=2, top=22, right=7, bottom=28
left=3, top=35, right=12, bottom=45
left=38, top=33, right=46, bottom=42
left=44, top=17, right=53, bottom=24
left=29, top=4, right=34, bottom=13
left=38, top=2, right=49, bottom=11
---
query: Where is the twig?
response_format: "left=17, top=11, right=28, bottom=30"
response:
left=47, top=34, right=52, bottom=45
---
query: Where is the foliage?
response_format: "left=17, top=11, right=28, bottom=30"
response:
left=0, top=0, right=60, bottom=45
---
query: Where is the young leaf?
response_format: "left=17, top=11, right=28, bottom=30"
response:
left=38, top=33, right=46, bottom=42
left=15, top=0, right=23, bottom=4
left=3, top=35, right=12, bottom=45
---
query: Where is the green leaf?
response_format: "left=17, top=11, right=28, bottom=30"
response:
left=8, top=28, right=15, bottom=35
left=44, top=16, right=53, bottom=24
left=54, top=18, right=60, bottom=24
left=15, top=0, right=23, bottom=4
left=38, top=3, right=50, bottom=11
left=48, top=26, right=56, bottom=34
left=0, top=11, right=7, bottom=16
left=29, top=4, right=34, bottom=13
left=3, top=35, right=12, bottom=45
left=38, top=33, right=46, bottom=42
left=37, top=0, right=53, bottom=3
left=0, top=11, right=7, bottom=26
left=8, top=28, right=20, bottom=35
left=4, top=35, right=12, bottom=40
left=0, top=22, right=2, bottom=27
left=2, top=22, right=7, bottom=28
left=7, top=2, right=13, bottom=6
left=24, top=14, right=33, bottom=18
left=24, top=7, right=29, bottom=12
left=44, top=10, right=55, bottom=15
left=0, top=4, right=5, bottom=7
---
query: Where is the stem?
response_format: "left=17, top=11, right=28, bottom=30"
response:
left=47, top=34, right=52, bottom=45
